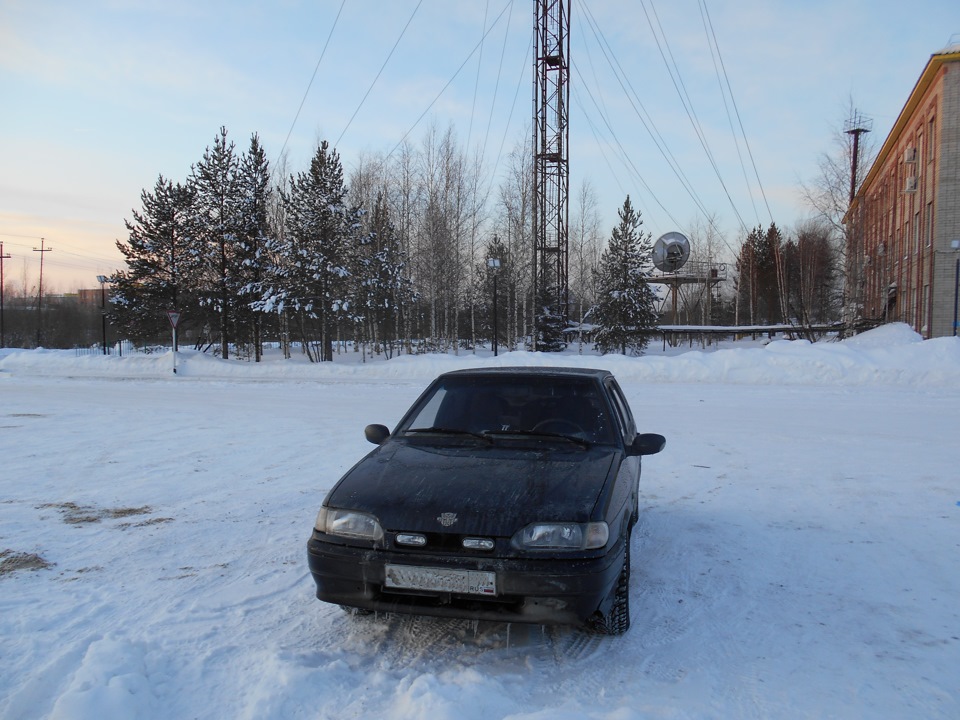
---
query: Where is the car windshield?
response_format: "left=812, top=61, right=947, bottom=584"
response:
left=398, top=375, right=616, bottom=445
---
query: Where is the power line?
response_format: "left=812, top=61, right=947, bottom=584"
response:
left=0, top=238, right=120, bottom=267
left=490, top=25, right=530, bottom=186
left=571, top=61, right=681, bottom=229
left=384, top=1, right=513, bottom=163
left=576, top=1, right=737, bottom=253
left=334, top=0, right=424, bottom=150
left=574, top=1, right=740, bottom=259
left=640, top=0, right=749, bottom=235
left=474, top=23, right=529, bottom=225
left=576, top=4, right=707, bottom=218
left=700, top=0, right=772, bottom=224
left=480, top=0, right=515, bottom=168
left=570, top=86, right=627, bottom=203
left=0, top=232, right=45, bottom=241
left=467, top=0, right=491, bottom=154
left=274, top=0, right=348, bottom=172
left=698, top=0, right=760, bottom=226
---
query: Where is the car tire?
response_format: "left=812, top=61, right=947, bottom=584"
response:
left=591, top=532, right=631, bottom=635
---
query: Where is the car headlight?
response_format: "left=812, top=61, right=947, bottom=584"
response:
left=513, top=521, right=609, bottom=550
left=315, top=507, right=384, bottom=542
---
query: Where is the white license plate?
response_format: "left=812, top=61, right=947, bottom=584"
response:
left=384, top=564, right=497, bottom=596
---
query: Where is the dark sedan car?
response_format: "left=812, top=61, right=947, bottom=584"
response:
left=307, top=367, right=664, bottom=634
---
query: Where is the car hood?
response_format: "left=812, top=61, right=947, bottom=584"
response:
left=325, top=440, right=619, bottom=536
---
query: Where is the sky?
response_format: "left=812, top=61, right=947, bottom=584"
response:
left=1, top=0, right=959, bottom=293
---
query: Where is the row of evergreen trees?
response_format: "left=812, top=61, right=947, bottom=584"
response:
left=734, top=221, right=839, bottom=331
left=111, top=127, right=662, bottom=359
left=112, top=128, right=415, bottom=361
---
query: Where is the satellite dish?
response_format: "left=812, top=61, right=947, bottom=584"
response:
left=652, top=232, right=691, bottom=272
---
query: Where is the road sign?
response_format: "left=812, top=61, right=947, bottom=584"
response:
left=167, top=311, right=180, bottom=329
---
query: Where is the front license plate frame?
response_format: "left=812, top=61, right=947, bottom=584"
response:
left=384, top=564, right=497, bottom=596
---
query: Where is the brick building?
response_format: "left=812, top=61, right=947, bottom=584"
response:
left=76, top=289, right=102, bottom=305
left=847, top=46, right=960, bottom=338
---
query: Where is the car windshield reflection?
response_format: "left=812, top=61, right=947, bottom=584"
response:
left=398, top=376, right=616, bottom=445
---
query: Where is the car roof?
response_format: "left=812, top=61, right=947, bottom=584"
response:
left=439, top=366, right=612, bottom=381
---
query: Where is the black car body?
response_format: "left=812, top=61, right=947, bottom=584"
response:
left=307, top=367, right=664, bottom=634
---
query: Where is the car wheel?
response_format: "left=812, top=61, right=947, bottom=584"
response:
left=591, top=532, right=631, bottom=635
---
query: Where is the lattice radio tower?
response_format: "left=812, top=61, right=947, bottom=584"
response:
left=533, top=0, right=570, bottom=338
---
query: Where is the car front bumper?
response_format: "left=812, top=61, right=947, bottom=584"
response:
left=307, top=533, right=625, bottom=627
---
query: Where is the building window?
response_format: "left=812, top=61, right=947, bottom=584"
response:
left=914, top=211, right=920, bottom=255
left=926, top=202, right=934, bottom=248
left=928, top=116, right=936, bottom=161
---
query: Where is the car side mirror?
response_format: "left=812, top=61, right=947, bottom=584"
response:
left=629, top=433, right=665, bottom=456
left=364, top=424, right=390, bottom=445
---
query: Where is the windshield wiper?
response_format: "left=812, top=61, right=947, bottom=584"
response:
left=405, top=427, right=493, bottom=444
left=483, top=429, right=590, bottom=449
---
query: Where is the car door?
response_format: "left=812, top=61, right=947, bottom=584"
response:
left=605, top=379, right=641, bottom=530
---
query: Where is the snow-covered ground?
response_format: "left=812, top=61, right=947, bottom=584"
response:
left=1, top=324, right=958, bottom=719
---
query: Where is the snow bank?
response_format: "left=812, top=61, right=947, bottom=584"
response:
left=2, top=324, right=959, bottom=386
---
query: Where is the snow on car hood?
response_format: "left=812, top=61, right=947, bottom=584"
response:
left=325, top=439, right=619, bottom=536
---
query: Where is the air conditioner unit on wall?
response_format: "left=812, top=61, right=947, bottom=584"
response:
left=904, top=176, right=918, bottom=193
left=904, top=147, right=918, bottom=163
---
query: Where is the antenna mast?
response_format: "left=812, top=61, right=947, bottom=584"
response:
left=843, top=109, right=872, bottom=335
left=844, top=110, right=873, bottom=204
left=533, top=0, right=570, bottom=343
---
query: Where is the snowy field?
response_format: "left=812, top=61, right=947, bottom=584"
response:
left=1, top=324, right=958, bottom=719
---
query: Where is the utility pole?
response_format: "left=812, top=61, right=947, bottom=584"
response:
left=0, top=242, right=10, bottom=348
left=33, top=239, right=52, bottom=347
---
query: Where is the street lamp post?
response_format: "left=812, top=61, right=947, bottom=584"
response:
left=96, top=275, right=108, bottom=354
left=487, top=258, right=501, bottom=357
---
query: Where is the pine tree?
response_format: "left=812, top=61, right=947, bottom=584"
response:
left=111, top=175, right=199, bottom=347
left=258, top=140, right=354, bottom=362
left=190, top=126, right=241, bottom=359
left=736, top=222, right=784, bottom=325
left=591, top=196, right=659, bottom=355
left=533, top=282, right=568, bottom=352
left=235, top=133, right=273, bottom=361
